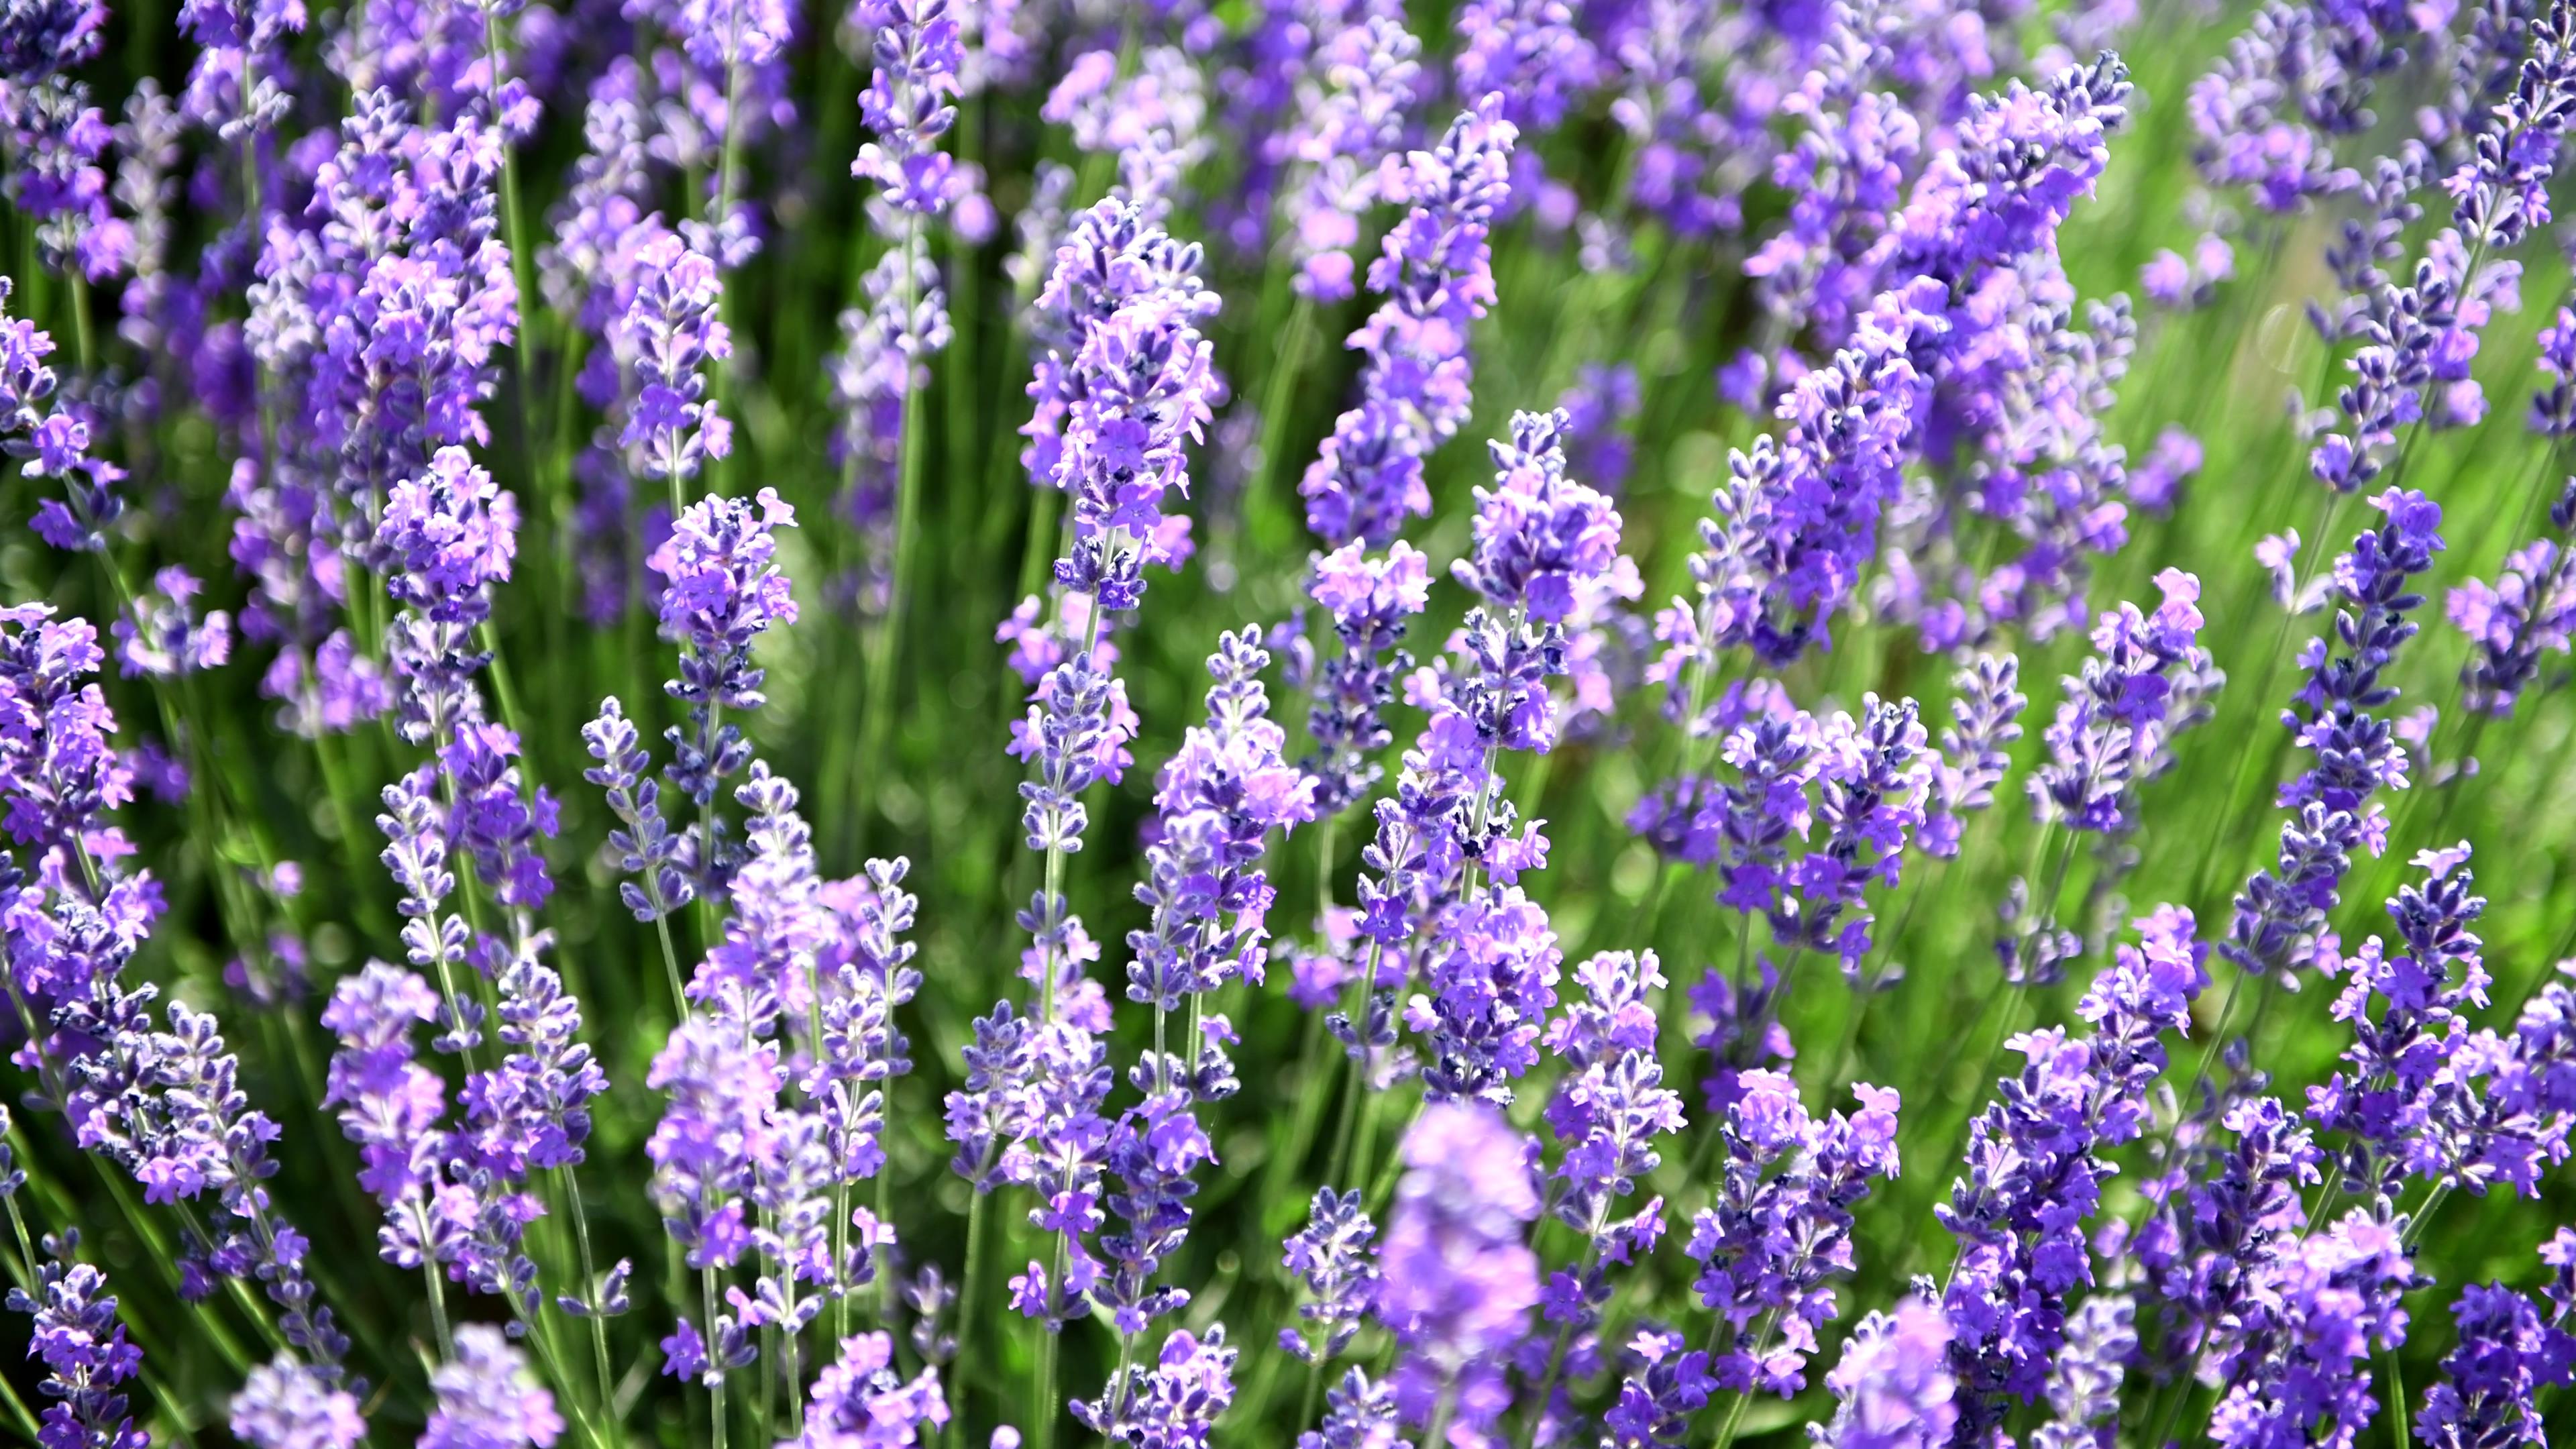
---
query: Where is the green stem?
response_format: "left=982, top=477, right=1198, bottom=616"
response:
left=561, top=1167, right=619, bottom=1427
left=859, top=214, right=930, bottom=841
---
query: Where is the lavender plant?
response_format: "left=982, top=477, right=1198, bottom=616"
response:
left=8, top=4, right=2576, bottom=1448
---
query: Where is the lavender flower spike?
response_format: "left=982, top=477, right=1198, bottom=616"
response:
left=1812, top=1295, right=1955, bottom=1449
left=8, top=1233, right=146, bottom=1449
left=423, top=1324, right=564, bottom=1449
left=1374, top=1102, right=1539, bottom=1440
left=232, top=1356, right=368, bottom=1449
left=1299, top=95, right=1517, bottom=549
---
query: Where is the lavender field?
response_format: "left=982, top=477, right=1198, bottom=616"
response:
left=2, top=0, right=2574, bottom=1444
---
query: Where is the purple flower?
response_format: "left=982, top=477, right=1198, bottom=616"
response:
left=1299, top=1367, right=1399, bottom=1449
left=2030, top=1295, right=2133, bottom=1449
left=2416, top=1281, right=2574, bottom=1448
left=231, top=1356, right=368, bottom=1449
left=1671, top=299, right=1927, bottom=670
left=1411, top=885, right=1562, bottom=1106
left=619, top=233, right=733, bottom=493
left=1273, top=1, right=1419, bottom=303
left=788, top=1332, right=948, bottom=1447
left=1941, top=907, right=2206, bottom=1438
left=113, top=567, right=232, bottom=679
left=2029, top=570, right=2212, bottom=835
left=2308, top=847, right=2543, bottom=1199
left=1129, top=627, right=1317, bottom=1018
left=1815, top=1296, right=1955, bottom=1449
left=852, top=0, right=965, bottom=216
left=1599, top=1327, right=1713, bottom=1449
left=581, top=698, right=696, bottom=921
left=1686, top=1070, right=1899, bottom=1395
left=1281, top=1188, right=1378, bottom=1364
left=1542, top=950, right=1686, bottom=1232
left=323, top=964, right=451, bottom=1268
left=1923, top=654, right=2025, bottom=859
left=378, top=447, right=518, bottom=752
left=7, top=1233, right=146, bottom=1449
left=1375, top=1102, right=1538, bottom=1432
left=2189, top=1, right=2381, bottom=213
left=813, top=857, right=922, bottom=1187
left=1, top=278, right=123, bottom=553
left=0, top=0, right=104, bottom=80
left=1299, top=95, right=1517, bottom=549
left=2533, top=305, right=2576, bottom=437
left=1042, top=46, right=1209, bottom=223
left=653, top=488, right=798, bottom=816
left=2208, top=1209, right=2422, bottom=1449
left=1786, top=696, right=1931, bottom=977
left=2226, top=488, right=2444, bottom=983
left=2444, top=1, right=2576, bottom=254
left=1301, top=539, right=1431, bottom=816
left=1688, top=959, right=1795, bottom=1118
left=1032, top=201, right=1220, bottom=613
left=3, top=80, right=127, bottom=283
left=1072, top=1325, right=1236, bottom=1447
left=1557, top=363, right=1640, bottom=493
left=2449, top=480, right=2576, bottom=717
left=471, top=935, right=605, bottom=1176
left=422, top=1324, right=563, bottom=1449
left=1454, top=409, right=1625, bottom=627
left=648, top=1016, right=777, bottom=1273
left=2133, top=1091, right=2322, bottom=1388
left=2129, top=425, right=2204, bottom=511
left=830, top=241, right=951, bottom=621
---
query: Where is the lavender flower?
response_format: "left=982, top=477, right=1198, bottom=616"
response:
left=2225, top=488, right=2444, bottom=983
left=378, top=447, right=517, bottom=749
left=1600, top=1327, right=1713, bottom=1449
left=8, top=1233, right=144, bottom=1449
left=852, top=0, right=965, bottom=216
left=2207, top=1209, right=2422, bottom=1449
left=1073, top=1325, right=1236, bottom=1446
left=1784, top=696, right=1931, bottom=978
left=1281, top=1187, right=1377, bottom=1364
left=1033, top=201, right=1221, bottom=613
left=1558, top=362, right=1640, bottom=493
left=1923, top=655, right=2026, bottom=859
left=2450, top=479, right=2576, bottom=716
left=231, top=1356, right=368, bottom=1449
left=2029, top=570, right=2210, bottom=836
left=2, top=278, right=123, bottom=553
left=2133, top=1091, right=2322, bottom=1389
left=1273, top=0, right=1419, bottom=303
left=2, top=79, right=126, bottom=283
left=0, top=0, right=103, bottom=80
left=1302, top=539, right=1430, bottom=816
left=2029, top=1295, right=2133, bottom=1449
left=2415, top=1282, right=2573, bottom=1448
left=113, top=567, right=233, bottom=679
left=1375, top=1102, right=1538, bottom=1436
left=2445, top=0, right=2576, bottom=255
left=620, top=234, right=733, bottom=498
left=788, top=1332, right=947, bottom=1447
left=423, top=1324, right=563, bottom=1449
left=323, top=964, right=451, bottom=1270
left=1686, top=1070, right=1899, bottom=1395
left=2310, top=846, right=2496, bottom=1199
left=582, top=698, right=696, bottom=921
left=1941, top=906, right=2207, bottom=1438
left=648, top=1017, right=775, bottom=1275
left=1812, top=1296, right=1955, bottom=1449
left=1299, top=95, right=1517, bottom=549
left=653, top=488, right=798, bottom=822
